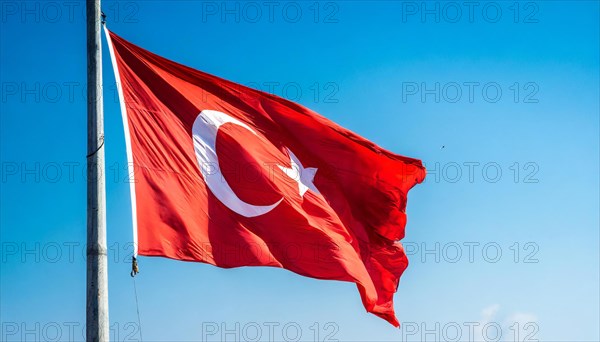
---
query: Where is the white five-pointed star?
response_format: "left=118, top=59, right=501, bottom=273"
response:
left=278, top=148, right=319, bottom=197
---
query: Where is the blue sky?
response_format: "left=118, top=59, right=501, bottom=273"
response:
left=1, top=1, right=599, bottom=341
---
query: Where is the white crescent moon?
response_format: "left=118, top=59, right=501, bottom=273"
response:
left=192, top=110, right=283, bottom=217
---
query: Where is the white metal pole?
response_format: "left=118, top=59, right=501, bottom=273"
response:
left=86, top=0, right=109, bottom=340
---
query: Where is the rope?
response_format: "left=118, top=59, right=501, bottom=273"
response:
left=132, top=272, right=143, bottom=341
left=86, top=136, right=105, bottom=158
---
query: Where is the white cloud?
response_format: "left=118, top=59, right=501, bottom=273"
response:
left=505, top=312, right=538, bottom=326
left=503, top=312, right=538, bottom=342
left=472, top=305, right=538, bottom=342
left=481, top=304, right=501, bottom=321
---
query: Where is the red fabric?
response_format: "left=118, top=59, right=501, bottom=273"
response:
left=108, top=30, right=426, bottom=326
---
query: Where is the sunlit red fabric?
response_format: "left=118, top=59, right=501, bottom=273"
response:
left=107, top=29, right=426, bottom=327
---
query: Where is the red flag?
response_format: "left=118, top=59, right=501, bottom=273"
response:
left=105, top=29, right=425, bottom=326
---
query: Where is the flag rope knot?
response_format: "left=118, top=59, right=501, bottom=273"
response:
left=130, top=256, right=139, bottom=277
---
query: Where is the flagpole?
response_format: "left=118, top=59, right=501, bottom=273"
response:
left=86, top=0, right=109, bottom=341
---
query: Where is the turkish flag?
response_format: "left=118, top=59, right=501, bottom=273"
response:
left=106, top=29, right=425, bottom=326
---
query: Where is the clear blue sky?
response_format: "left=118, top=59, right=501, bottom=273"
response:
left=1, top=1, right=598, bottom=341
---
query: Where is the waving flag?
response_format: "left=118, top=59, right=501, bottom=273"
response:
left=105, top=29, right=425, bottom=326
